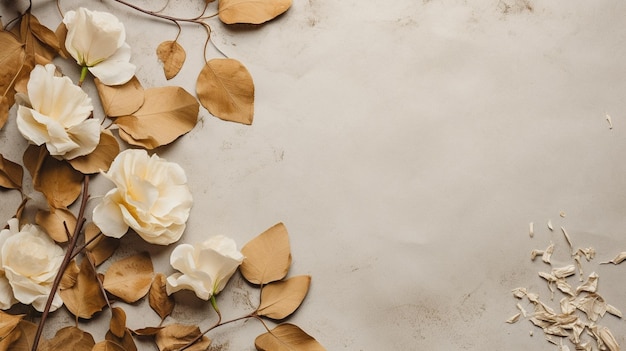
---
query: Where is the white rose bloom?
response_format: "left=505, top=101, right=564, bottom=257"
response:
left=93, top=149, right=193, bottom=245
left=166, top=235, right=244, bottom=300
left=16, top=64, right=99, bottom=160
left=0, top=219, right=64, bottom=312
left=63, top=7, right=136, bottom=85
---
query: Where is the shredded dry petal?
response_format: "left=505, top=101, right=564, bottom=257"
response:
left=601, top=252, right=626, bottom=265
left=506, top=312, right=521, bottom=324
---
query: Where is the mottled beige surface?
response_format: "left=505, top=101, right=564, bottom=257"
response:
left=2, top=0, right=626, bottom=349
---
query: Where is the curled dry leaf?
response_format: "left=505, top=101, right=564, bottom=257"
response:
left=85, top=222, right=120, bottom=266
left=35, top=207, right=77, bottom=243
left=196, top=58, right=254, bottom=125
left=95, top=76, right=145, bottom=117
left=19, top=13, right=60, bottom=64
left=103, top=252, right=154, bottom=303
left=154, top=324, right=211, bottom=351
left=92, top=340, right=126, bottom=351
left=59, top=255, right=107, bottom=319
left=68, top=130, right=120, bottom=174
left=258, top=275, right=311, bottom=319
left=241, top=222, right=291, bottom=285
left=218, top=0, right=292, bottom=24
left=0, top=30, right=27, bottom=111
left=255, top=323, right=325, bottom=351
left=157, top=41, right=186, bottom=80
left=149, top=273, right=175, bottom=321
left=0, top=154, right=23, bottom=190
left=110, top=307, right=126, bottom=339
left=38, top=326, right=95, bottom=351
left=59, top=259, right=80, bottom=290
left=115, top=86, right=199, bottom=149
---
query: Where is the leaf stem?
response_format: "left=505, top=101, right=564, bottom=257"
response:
left=31, top=175, right=90, bottom=351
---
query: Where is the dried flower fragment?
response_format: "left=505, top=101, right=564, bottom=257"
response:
left=561, top=227, right=574, bottom=253
left=506, top=313, right=521, bottom=324
left=548, top=220, right=553, bottom=231
left=601, top=252, right=626, bottom=265
left=529, top=222, right=534, bottom=237
left=606, top=113, right=613, bottom=130
left=543, top=242, right=555, bottom=264
left=575, top=272, right=598, bottom=294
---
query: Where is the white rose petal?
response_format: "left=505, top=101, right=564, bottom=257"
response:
left=16, top=64, right=98, bottom=160
left=166, top=236, right=244, bottom=300
left=93, top=149, right=193, bottom=245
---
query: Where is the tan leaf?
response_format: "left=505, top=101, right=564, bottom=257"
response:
left=131, top=327, right=163, bottom=336
left=23, top=145, right=83, bottom=209
left=0, top=96, right=9, bottom=130
left=85, top=222, right=119, bottom=266
left=0, top=320, right=37, bottom=351
left=35, top=208, right=76, bottom=243
left=149, top=273, right=175, bottom=320
left=68, top=130, right=120, bottom=174
left=241, top=222, right=291, bottom=285
left=59, top=259, right=80, bottom=290
left=0, top=311, right=24, bottom=340
left=92, top=340, right=126, bottom=351
left=0, top=30, right=27, bottom=109
left=19, top=13, right=57, bottom=65
left=115, top=86, right=199, bottom=149
left=38, top=326, right=94, bottom=351
left=59, top=255, right=107, bottom=319
left=95, top=76, right=144, bottom=117
left=154, top=324, right=210, bottom=351
left=103, top=252, right=154, bottom=303
left=54, top=23, right=70, bottom=58
left=24, top=13, right=60, bottom=54
left=258, top=275, right=311, bottom=319
left=157, top=41, right=186, bottom=80
left=105, top=329, right=137, bottom=351
left=110, top=307, right=126, bottom=339
left=218, top=0, right=292, bottom=24
left=196, top=58, right=254, bottom=124
left=0, top=154, right=23, bottom=189
left=255, top=324, right=325, bottom=351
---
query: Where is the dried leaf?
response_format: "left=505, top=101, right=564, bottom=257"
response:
left=154, top=324, right=210, bottom=351
left=157, top=41, right=186, bottom=80
left=602, top=252, right=626, bottom=265
left=59, top=259, right=80, bottom=290
left=68, top=130, right=120, bottom=174
left=59, top=255, right=107, bottom=319
left=92, top=340, right=126, bottom=351
left=131, top=327, right=163, bottom=336
left=38, top=326, right=94, bottom=351
left=103, top=252, right=154, bottom=303
left=1, top=320, right=37, bottom=351
left=110, top=307, right=126, bottom=338
left=0, top=96, right=9, bottom=130
left=258, top=275, right=311, bottom=319
left=241, top=222, right=291, bottom=285
left=95, top=76, right=144, bottom=117
left=115, top=86, right=198, bottom=149
left=255, top=323, right=325, bottom=351
left=54, top=23, right=70, bottom=58
left=18, top=13, right=57, bottom=65
left=105, top=329, right=137, bottom=351
left=0, top=30, right=27, bottom=110
left=196, top=58, right=254, bottom=124
left=23, top=13, right=60, bottom=54
left=149, top=273, right=175, bottom=320
left=0, top=311, right=23, bottom=340
left=85, top=222, right=119, bottom=266
left=219, top=0, right=292, bottom=24
left=35, top=208, right=76, bottom=243
left=0, top=154, right=23, bottom=189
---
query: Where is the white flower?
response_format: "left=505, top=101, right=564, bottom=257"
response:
left=16, top=64, right=99, bottom=160
left=63, top=7, right=136, bottom=85
left=166, top=235, right=244, bottom=300
left=93, top=149, right=193, bottom=245
left=0, top=219, right=64, bottom=312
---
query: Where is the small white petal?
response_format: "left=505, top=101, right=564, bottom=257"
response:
left=93, top=190, right=130, bottom=238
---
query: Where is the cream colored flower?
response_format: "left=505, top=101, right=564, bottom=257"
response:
left=166, top=235, right=244, bottom=300
left=63, top=7, right=136, bottom=85
left=0, top=219, right=64, bottom=312
left=93, top=149, right=193, bottom=245
left=16, top=64, right=99, bottom=160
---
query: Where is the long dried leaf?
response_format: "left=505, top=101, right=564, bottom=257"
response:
left=196, top=58, right=254, bottom=124
left=95, top=76, right=144, bottom=117
left=85, top=222, right=119, bottom=266
left=68, top=130, right=120, bottom=174
left=24, top=13, right=60, bottom=54
left=35, top=208, right=77, bottom=243
left=115, top=86, right=198, bottom=149
left=0, top=154, right=23, bottom=189
left=241, top=223, right=291, bottom=285
left=157, top=41, right=186, bottom=80
left=154, top=324, right=211, bottom=351
left=219, top=0, right=292, bottom=24
left=38, top=326, right=94, bottom=351
left=59, top=255, right=107, bottom=319
left=110, top=307, right=127, bottom=338
left=258, top=275, right=311, bottom=319
left=103, top=252, right=154, bottom=303
left=255, top=324, right=325, bottom=351
left=149, top=273, right=175, bottom=320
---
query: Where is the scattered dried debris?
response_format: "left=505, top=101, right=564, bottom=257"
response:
left=601, top=252, right=626, bottom=265
left=606, top=113, right=613, bottom=130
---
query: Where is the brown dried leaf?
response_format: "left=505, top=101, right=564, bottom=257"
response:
left=105, top=329, right=137, bottom=351
left=110, top=307, right=126, bottom=338
left=55, top=23, right=70, bottom=58
left=92, top=340, right=126, bottom=351
left=196, top=58, right=254, bottom=124
left=0, top=154, right=23, bottom=189
left=258, top=275, right=311, bottom=319
left=0, top=30, right=26, bottom=109
left=154, top=324, right=210, bottom=351
left=35, top=208, right=76, bottom=243
left=59, top=255, right=107, bottom=319
left=85, top=222, right=119, bottom=266
left=38, top=326, right=94, bottom=351
left=0, top=96, right=9, bottom=130
left=149, top=273, right=175, bottom=321
left=1, top=320, right=37, bottom=351
left=59, top=259, right=80, bottom=290
left=131, top=327, right=163, bottom=336
left=103, top=252, right=154, bottom=303
left=95, top=76, right=144, bottom=117
left=241, top=223, right=291, bottom=285
left=115, top=86, right=199, bottom=149
left=23, top=13, right=60, bottom=54
left=157, top=41, right=186, bottom=80
left=218, top=0, right=292, bottom=24
left=19, top=13, right=58, bottom=65
left=255, top=323, right=325, bottom=351
left=68, top=130, right=120, bottom=174
left=0, top=311, right=23, bottom=340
